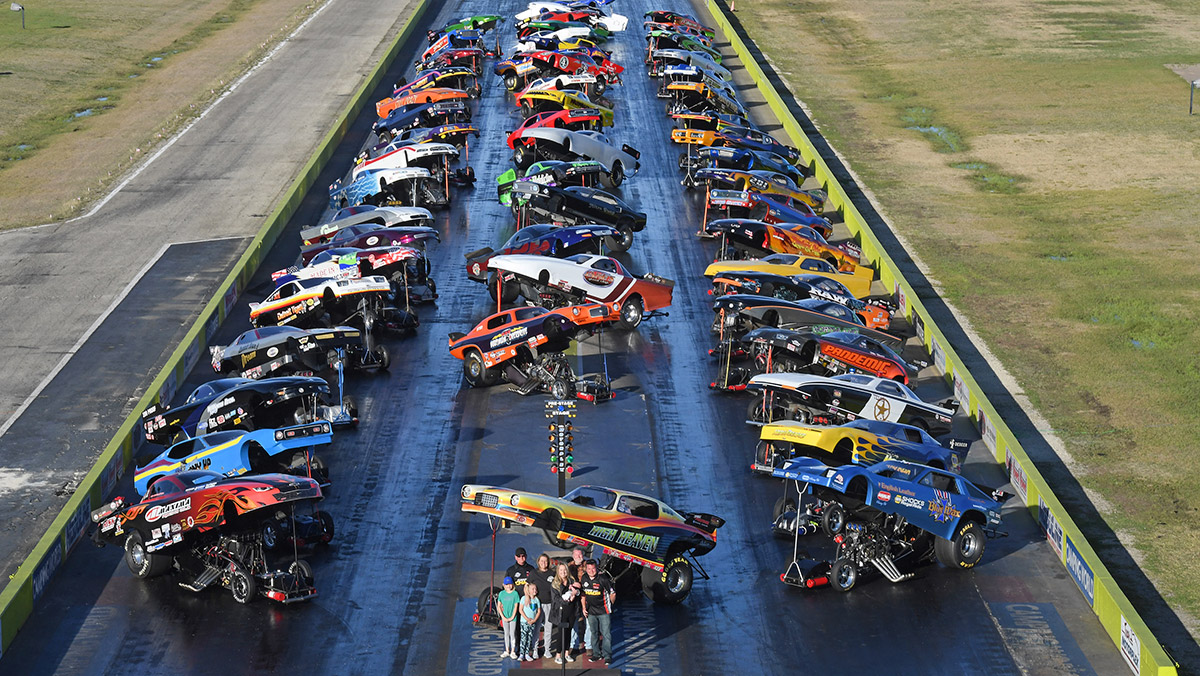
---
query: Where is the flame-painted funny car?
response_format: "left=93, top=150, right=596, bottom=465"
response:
left=300, top=223, right=440, bottom=263
left=133, top=422, right=333, bottom=496
left=465, top=223, right=619, bottom=291
left=752, top=418, right=969, bottom=476
left=461, top=483, right=723, bottom=603
left=449, top=303, right=619, bottom=399
left=709, top=271, right=892, bottom=329
left=90, top=470, right=324, bottom=603
left=745, top=372, right=957, bottom=435
left=496, top=159, right=606, bottom=205
left=141, top=376, right=331, bottom=445
left=248, top=276, right=392, bottom=329
left=507, top=182, right=644, bottom=250
left=488, top=253, right=672, bottom=329
left=706, top=218, right=856, bottom=270
left=376, top=87, right=468, bottom=119
left=770, top=457, right=1009, bottom=591
left=671, top=125, right=802, bottom=166
left=705, top=253, right=873, bottom=299
left=389, top=67, right=481, bottom=101
left=711, top=295, right=900, bottom=348
left=680, top=146, right=808, bottom=185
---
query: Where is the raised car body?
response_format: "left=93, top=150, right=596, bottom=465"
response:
left=713, top=295, right=900, bottom=348
left=747, top=372, right=957, bottom=435
left=211, top=325, right=364, bottom=377
left=448, top=303, right=618, bottom=370
left=248, top=276, right=391, bottom=329
left=300, top=205, right=433, bottom=246
left=300, top=223, right=440, bottom=263
left=709, top=271, right=891, bottom=329
left=512, top=128, right=639, bottom=185
left=705, top=253, right=873, bottom=299
left=507, top=109, right=605, bottom=149
left=465, top=223, right=618, bottom=282
left=133, top=423, right=333, bottom=496
left=141, top=376, right=330, bottom=445
left=754, top=418, right=965, bottom=475
left=376, top=88, right=469, bottom=119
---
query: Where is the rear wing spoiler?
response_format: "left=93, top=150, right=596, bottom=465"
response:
left=685, top=512, right=725, bottom=533
left=621, top=144, right=640, bottom=160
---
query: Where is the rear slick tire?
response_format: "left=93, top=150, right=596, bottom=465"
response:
left=641, top=554, right=693, bottom=604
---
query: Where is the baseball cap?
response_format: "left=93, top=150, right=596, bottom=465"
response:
left=515, top=547, right=527, bottom=557
left=503, top=576, right=514, bottom=585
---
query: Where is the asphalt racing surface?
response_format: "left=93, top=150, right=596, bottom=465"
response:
left=0, top=0, right=1130, bottom=673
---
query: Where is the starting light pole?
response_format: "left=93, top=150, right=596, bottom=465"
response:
left=545, top=400, right=577, bottom=497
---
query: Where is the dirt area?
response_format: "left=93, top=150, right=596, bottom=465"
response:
left=0, top=0, right=322, bottom=229
left=738, top=0, right=1200, bottom=659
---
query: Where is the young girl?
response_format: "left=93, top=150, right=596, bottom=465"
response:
left=497, top=577, right=520, bottom=659
left=518, top=578, right=542, bottom=661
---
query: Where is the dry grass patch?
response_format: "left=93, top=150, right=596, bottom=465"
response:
left=736, top=0, right=1200, bottom=645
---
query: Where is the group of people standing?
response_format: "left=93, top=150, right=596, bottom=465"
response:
left=495, top=546, right=617, bottom=666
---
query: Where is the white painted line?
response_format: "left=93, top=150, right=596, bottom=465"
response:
left=6, top=0, right=340, bottom=235
left=0, top=235, right=246, bottom=440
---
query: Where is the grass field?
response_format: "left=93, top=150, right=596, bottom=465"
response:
left=0, top=0, right=320, bottom=229
left=735, top=0, right=1200, bottom=650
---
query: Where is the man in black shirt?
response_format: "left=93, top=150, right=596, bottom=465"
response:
left=580, top=559, right=616, bottom=665
left=506, top=547, right=535, bottom=594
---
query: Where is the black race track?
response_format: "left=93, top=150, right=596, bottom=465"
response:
left=0, top=0, right=1129, bottom=673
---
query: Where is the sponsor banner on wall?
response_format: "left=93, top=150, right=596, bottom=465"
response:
left=979, top=409, right=998, bottom=454
left=182, top=337, right=200, bottom=375
left=101, top=446, right=125, bottom=498
left=913, top=312, right=925, bottom=345
left=1063, top=535, right=1095, bottom=606
left=931, top=336, right=946, bottom=373
left=1005, top=449, right=1028, bottom=502
left=894, top=281, right=908, bottom=318
left=65, top=494, right=93, bottom=550
left=1038, top=496, right=1064, bottom=559
left=31, top=541, right=63, bottom=603
left=1120, top=615, right=1141, bottom=675
left=205, top=312, right=221, bottom=342
left=953, top=371, right=969, bottom=411
left=222, top=281, right=239, bottom=319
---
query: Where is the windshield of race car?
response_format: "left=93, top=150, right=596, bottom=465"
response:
left=565, top=486, right=616, bottom=510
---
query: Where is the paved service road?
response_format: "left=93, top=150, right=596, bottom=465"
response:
left=0, top=0, right=421, bottom=585
left=0, top=0, right=1130, bottom=673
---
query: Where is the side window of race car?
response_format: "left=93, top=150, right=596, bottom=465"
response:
left=618, top=496, right=659, bottom=519
left=167, top=439, right=198, bottom=460
left=591, top=259, right=616, bottom=273
left=876, top=382, right=904, bottom=398
left=919, top=471, right=960, bottom=494
left=486, top=314, right=510, bottom=330
left=902, top=429, right=923, bottom=443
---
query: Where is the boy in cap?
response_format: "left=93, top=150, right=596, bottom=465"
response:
left=497, top=577, right=520, bottom=659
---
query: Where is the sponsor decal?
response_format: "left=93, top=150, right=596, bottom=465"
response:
left=615, top=530, right=660, bottom=554
left=872, top=398, right=892, bottom=420
left=489, top=325, right=528, bottom=349
left=929, top=490, right=961, bottom=523
left=1005, top=450, right=1028, bottom=502
left=366, top=236, right=380, bottom=246
left=587, top=525, right=619, bottom=541
left=1038, top=496, right=1064, bottom=558
left=876, top=490, right=891, bottom=503
left=1063, top=535, right=1095, bottom=606
left=101, top=516, right=116, bottom=532
left=894, top=494, right=924, bottom=509
left=1120, top=615, right=1141, bottom=675
left=267, top=346, right=279, bottom=358
left=821, top=344, right=893, bottom=375
left=952, top=372, right=969, bottom=412
left=832, top=473, right=844, bottom=486
left=895, top=282, right=908, bottom=318
left=146, top=498, right=192, bottom=523
left=582, top=269, right=615, bottom=286
left=32, top=541, right=63, bottom=603
left=931, top=336, right=946, bottom=373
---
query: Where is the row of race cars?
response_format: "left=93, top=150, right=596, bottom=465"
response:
left=86, top=0, right=1014, bottom=610
left=457, top=1, right=1018, bottom=606
left=85, top=19, right=485, bottom=604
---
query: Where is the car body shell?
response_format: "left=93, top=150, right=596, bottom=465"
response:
left=465, top=223, right=618, bottom=282
left=328, top=167, right=434, bottom=210
left=770, top=457, right=1005, bottom=541
left=756, top=418, right=963, bottom=475
left=672, top=126, right=801, bottom=166
left=448, top=303, right=619, bottom=369
left=739, top=327, right=913, bottom=383
left=352, top=142, right=459, bottom=181
left=488, top=253, right=673, bottom=311
left=376, top=88, right=468, bottom=119
left=507, top=109, right=605, bottom=149
left=93, top=471, right=323, bottom=555
left=300, top=223, right=439, bottom=263
left=133, top=423, right=333, bottom=496
left=651, top=48, right=729, bottom=80
left=373, top=100, right=471, bottom=139
left=390, top=67, right=478, bottom=99
left=747, top=372, right=957, bottom=435
left=514, top=128, right=639, bottom=177
left=706, top=191, right=832, bottom=235
left=710, top=270, right=891, bottom=329
left=211, top=325, right=364, bottom=376
left=460, top=483, right=719, bottom=571
left=706, top=218, right=856, bottom=271
left=714, top=295, right=900, bottom=348
left=509, top=181, right=646, bottom=230
left=273, top=245, right=427, bottom=289
left=496, top=159, right=606, bottom=205
left=515, top=90, right=614, bottom=127
left=300, top=206, right=433, bottom=246
left=643, top=10, right=715, bottom=38
left=248, top=276, right=391, bottom=328
left=141, top=376, right=330, bottom=445
left=705, top=253, right=873, bottom=299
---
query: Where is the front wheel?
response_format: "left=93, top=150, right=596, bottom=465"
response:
left=261, top=519, right=281, bottom=551
left=228, top=561, right=257, bottom=604
left=604, top=162, right=625, bottom=188
left=831, top=558, right=857, bottom=592
left=124, top=531, right=172, bottom=579
left=289, top=559, right=314, bottom=585
left=606, top=223, right=634, bottom=253
left=503, top=73, right=519, bottom=91
left=641, top=554, right=693, bottom=604
left=820, top=502, right=846, bottom=537
left=463, top=350, right=499, bottom=387
left=550, top=378, right=574, bottom=400
left=316, top=510, right=335, bottom=544
left=935, top=521, right=986, bottom=569
left=617, top=296, right=644, bottom=330
left=375, top=345, right=390, bottom=372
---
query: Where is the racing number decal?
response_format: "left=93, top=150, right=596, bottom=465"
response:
left=558, top=56, right=569, bottom=70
